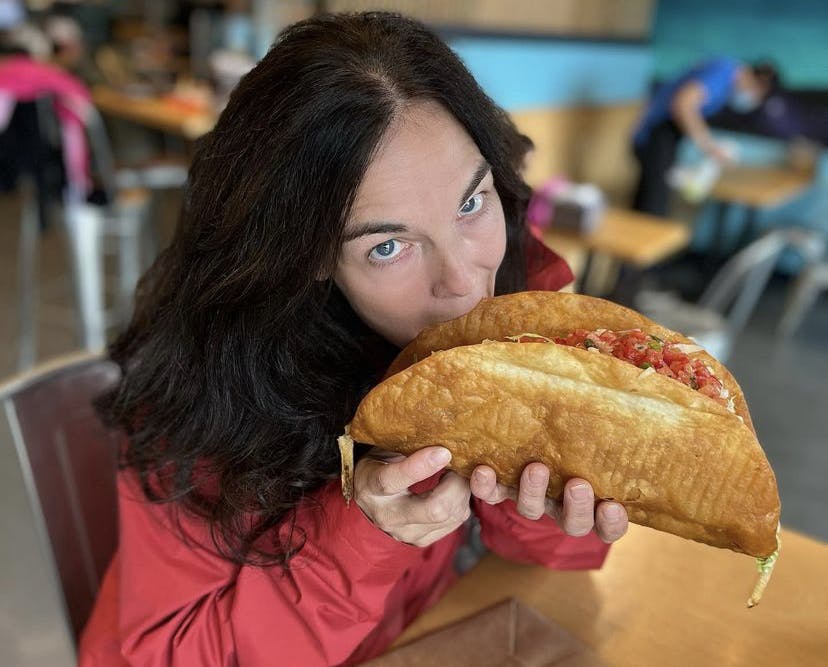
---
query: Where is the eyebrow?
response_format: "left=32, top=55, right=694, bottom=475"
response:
left=458, top=159, right=492, bottom=210
left=342, top=158, right=493, bottom=244
left=341, top=222, right=409, bottom=244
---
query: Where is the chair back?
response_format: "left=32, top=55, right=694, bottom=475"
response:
left=1, top=352, right=121, bottom=644
left=83, top=105, right=119, bottom=204
left=698, top=228, right=823, bottom=336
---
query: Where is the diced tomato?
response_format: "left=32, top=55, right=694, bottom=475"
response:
left=507, top=328, right=728, bottom=407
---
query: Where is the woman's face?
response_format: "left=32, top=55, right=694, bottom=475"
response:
left=334, top=101, right=507, bottom=347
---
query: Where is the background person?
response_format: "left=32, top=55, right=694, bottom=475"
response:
left=0, top=21, right=93, bottom=197
left=631, top=58, right=780, bottom=216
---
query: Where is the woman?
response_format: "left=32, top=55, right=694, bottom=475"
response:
left=80, top=12, right=628, bottom=666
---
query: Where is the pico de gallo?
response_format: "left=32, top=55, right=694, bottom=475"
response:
left=506, top=329, right=733, bottom=411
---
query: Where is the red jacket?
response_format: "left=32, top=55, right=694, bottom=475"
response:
left=80, top=238, right=605, bottom=667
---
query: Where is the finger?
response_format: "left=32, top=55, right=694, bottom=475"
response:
left=594, top=501, right=629, bottom=543
left=559, top=478, right=595, bottom=537
left=470, top=466, right=512, bottom=504
left=364, top=447, right=406, bottom=464
left=516, top=463, right=550, bottom=520
left=369, top=447, right=451, bottom=497
left=398, top=471, right=471, bottom=526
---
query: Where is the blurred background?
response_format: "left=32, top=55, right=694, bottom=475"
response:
left=0, top=1, right=825, bottom=665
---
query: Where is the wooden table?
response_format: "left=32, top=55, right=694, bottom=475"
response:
left=92, top=85, right=216, bottom=140
left=707, top=165, right=814, bottom=257
left=393, top=525, right=828, bottom=666
left=712, top=165, right=814, bottom=209
left=543, top=207, right=691, bottom=295
left=544, top=207, right=690, bottom=269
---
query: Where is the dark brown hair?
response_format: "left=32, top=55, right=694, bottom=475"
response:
left=100, top=11, right=531, bottom=565
left=751, top=61, right=781, bottom=94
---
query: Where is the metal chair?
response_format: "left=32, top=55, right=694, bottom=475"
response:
left=64, top=106, right=189, bottom=346
left=775, top=185, right=828, bottom=337
left=635, top=227, right=825, bottom=361
left=1, top=351, right=121, bottom=645
left=778, top=259, right=828, bottom=337
left=9, top=97, right=166, bottom=370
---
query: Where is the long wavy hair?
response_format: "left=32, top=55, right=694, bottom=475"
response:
left=100, top=11, right=532, bottom=566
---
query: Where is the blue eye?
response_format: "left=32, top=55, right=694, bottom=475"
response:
left=368, top=239, right=403, bottom=262
left=459, top=193, right=485, bottom=217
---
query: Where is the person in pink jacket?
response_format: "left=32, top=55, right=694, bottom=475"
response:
left=0, top=37, right=92, bottom=194
left=80, top=12, right=628, bottom=666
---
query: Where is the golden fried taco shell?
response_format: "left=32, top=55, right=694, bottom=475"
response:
left=351, top=292, right=779, bottom=559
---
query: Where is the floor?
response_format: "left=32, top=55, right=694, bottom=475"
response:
left=0, top=194, right=826, bottom=665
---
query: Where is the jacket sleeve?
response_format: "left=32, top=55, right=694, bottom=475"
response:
left=114, top=474, right=424, bottom=667
left=525, top=232, right=575, bottom=292
left=472, top=497, right=610, bottom=570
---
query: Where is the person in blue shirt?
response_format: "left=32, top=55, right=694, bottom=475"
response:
left=631, top=58, right=779, bottom=216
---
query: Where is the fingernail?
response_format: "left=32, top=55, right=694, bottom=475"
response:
left=528, top=467, right=546, bottom=485
left=571, top=483, right=590, bottom=501
left=430, top=448, right=451, bottom=466
left=604, top=504, right=622, bottom=521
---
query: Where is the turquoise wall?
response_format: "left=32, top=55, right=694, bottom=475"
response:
left=449, top=37, right=652, bottom=110
left=451, top=0, right=828, bottom=110
left=652, top=0, right=828, bottom=88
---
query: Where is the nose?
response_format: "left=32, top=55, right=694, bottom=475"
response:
left=431, top=248, right=475, bottom=299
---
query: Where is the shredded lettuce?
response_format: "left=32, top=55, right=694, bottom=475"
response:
left=756, top=549, right=779, bottom=576
left=747, top=525, right=781, bottom=608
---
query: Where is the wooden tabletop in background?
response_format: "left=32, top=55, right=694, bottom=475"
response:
left=544, top=207, right=691, bottom=269
left=92, top=85, right=216, bottom=139
left=392, top=525, right=828, bottom=667
left=712, top=166, right=814, bottom=209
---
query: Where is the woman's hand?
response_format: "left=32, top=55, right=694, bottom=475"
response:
left=470, top=462, right=628, bottom=543
left=354, top=447, right=471, bottom=547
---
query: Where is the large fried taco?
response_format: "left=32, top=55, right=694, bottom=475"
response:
left=338, top=291, right=781, bottom=606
